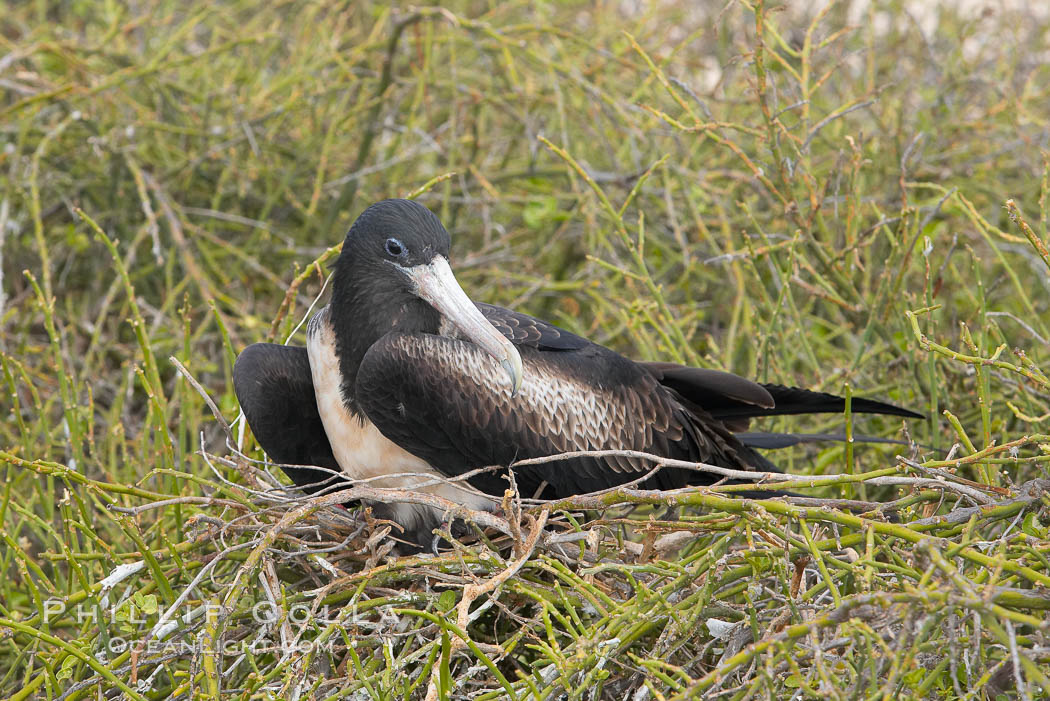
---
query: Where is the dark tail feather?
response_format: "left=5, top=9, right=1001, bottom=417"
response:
left=640, top=363, right=923, bottom=422
left=736, top=431, right=913, bottom=450
left=709, top=384, right=923, bottom=421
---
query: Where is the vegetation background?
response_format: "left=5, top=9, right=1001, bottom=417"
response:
left=2, top=0, right=1049, bottom=698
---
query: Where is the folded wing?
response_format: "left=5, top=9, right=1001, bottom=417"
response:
left=355, top=312, right=762, bottom=499
left=233, top=343, right=343, bottom=494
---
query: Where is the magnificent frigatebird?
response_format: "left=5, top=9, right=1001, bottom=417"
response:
left=234, top=199, right=921, bottom=547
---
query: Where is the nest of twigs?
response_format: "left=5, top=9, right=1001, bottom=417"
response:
left=96, top=425, right=1048, bottom=700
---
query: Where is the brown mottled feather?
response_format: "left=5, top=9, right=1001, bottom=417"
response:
left=356, top=328, right=757, bottom=498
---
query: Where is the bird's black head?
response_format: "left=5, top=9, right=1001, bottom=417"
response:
left=338, top=198, right=451, bottom=276
left=331, top=199, right=453, bottom=337
left=329, top=199, right=522, bottom=395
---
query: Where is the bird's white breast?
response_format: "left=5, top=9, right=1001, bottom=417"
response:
left=305, top=306, right=492, bottom=517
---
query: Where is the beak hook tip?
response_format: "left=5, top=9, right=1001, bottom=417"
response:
left=501, top=358, right=523, bottom=398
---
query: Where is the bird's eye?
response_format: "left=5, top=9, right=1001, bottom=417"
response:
left=384, top=238, right=406, bottom=257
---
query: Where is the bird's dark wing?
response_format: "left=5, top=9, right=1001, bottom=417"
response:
left=355, top=332, right=755, bottom=498
left=640, top=362, right=923, bottom=427
left=233, top=343, right=344, bottom=495
left=477, top=303, right=590, bottom=351
left=640, top=363, right=774, bottom=432
left=749, top=384, right=923, bottom=420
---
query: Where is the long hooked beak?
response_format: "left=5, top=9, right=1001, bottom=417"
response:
left=403, top=256, right=524, bottom=395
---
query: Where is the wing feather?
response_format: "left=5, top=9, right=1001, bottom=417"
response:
left=233, top=343, right=344, bottom=494
left=477, top=303, right=590, bottom=350
left=355, top=332, right=748, bottom=497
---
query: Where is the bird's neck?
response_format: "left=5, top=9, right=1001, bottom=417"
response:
left=328, top=276, right=439, bottom=415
